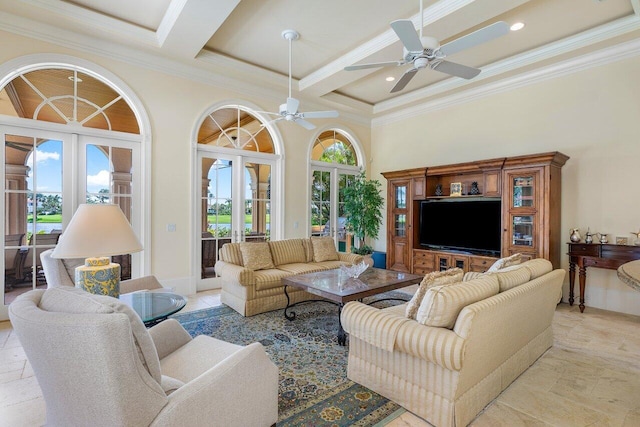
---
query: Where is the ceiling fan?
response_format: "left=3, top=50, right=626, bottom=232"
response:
left=344, top=0, right=509, bottom=93
left=261, top=29, right=338, bottom=130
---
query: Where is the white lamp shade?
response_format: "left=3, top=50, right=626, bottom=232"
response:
left=51, top=204, right=142, bottom=259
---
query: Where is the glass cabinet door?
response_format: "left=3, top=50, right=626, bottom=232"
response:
left=511, top=175, right=535, bottom=208
left=504, top=168, right=541, bottom=251
left=393, top=184, right=407, bottom=237
left=511, top=215, right=534, bottom=247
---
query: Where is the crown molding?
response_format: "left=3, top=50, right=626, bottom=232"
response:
left=374, top=14, right=640, bottom=114
left=372, top=36, right=640, bottom=127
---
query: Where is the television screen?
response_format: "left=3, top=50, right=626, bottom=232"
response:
left=419, top=199, right=501, bottom=256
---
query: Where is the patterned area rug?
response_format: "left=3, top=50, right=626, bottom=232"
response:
left=171, top=294, right=409, bottom=426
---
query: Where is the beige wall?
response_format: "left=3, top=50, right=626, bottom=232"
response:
left=0, top=31, right=371, bottom=289
left=371, top=55, right=640, bottom=315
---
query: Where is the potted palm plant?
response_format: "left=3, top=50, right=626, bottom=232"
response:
left=341, top=172, right=384, bottom=259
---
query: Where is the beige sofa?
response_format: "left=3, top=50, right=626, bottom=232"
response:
left=341, top=258, right=565, bottom=427
left=215, top=237, right=363, bottom=316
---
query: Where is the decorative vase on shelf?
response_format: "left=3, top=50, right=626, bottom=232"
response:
left=434, top=184, right=443, bottom=196
left=469, top=181, right=480, bottom=195
left=569, top=228, right=581, bottom=243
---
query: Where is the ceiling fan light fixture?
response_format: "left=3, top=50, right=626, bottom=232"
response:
left=510, top=22, right=525, bottom=31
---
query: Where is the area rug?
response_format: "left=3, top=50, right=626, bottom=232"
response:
left=171, top=294, right=409, bottom=426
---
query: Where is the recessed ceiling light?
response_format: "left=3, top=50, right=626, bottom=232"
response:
left=385, top=76, right=395, bottom=82
left=68, top=76, right=83, bottom=83
left=510, top=22, right=525, bottom=31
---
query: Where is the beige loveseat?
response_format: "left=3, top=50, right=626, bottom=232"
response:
left=215, top=237, right=363, bottom=316
left=341, top=258, right=565, bottom=427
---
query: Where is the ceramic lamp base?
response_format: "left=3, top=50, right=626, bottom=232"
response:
left=75, top=257, right=121, bottom=298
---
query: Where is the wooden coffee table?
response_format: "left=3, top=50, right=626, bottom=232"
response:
left=282, top=267, right=422, bottom=345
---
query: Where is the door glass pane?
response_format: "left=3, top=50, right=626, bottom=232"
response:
left=86, top=144, right=134, bottom=279
left=512, top=215, right=534, bottom=246
left=394, top=214, right=406, bottom=237
left=201, top=158, right=233, bottom=279
left=311, top=170, right=330, bottom=237
left=395, top=185, right=407, bottom=209
left=5, top=135, right=63, bottom=305
left=244, top=162, right=270, bottom=243
left=512, top=176, right=534, bottom=208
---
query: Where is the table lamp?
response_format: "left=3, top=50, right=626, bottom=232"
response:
left=51, top=204, right=143, bottom=298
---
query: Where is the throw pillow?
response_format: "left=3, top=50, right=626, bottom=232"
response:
left=405, top=268, right=463, bottom=320
left=487, top=253, right=522, bottom=273
left=310, top=236, right=339, bottom=262
left=269, top=239, right=307, bottom=266
left=239, top=242, right=275, bottom=271
left=416, top=274, right=499, bottom=329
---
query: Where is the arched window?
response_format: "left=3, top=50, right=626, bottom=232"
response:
left=1, top=57, right=148, bottom=309
left=196, top=104, right=281, bottom=283
left=309, top=129, right=362, bottom=251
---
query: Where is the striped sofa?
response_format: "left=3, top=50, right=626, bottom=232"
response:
left=215, top=238, right=363, bottom=316
left=341, top=258, right=565, bottom=427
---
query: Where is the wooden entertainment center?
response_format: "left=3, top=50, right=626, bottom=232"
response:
left=381, top=152, right=569, bottom=275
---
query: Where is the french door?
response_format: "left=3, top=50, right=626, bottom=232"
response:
left=1, top=123, right=142, bottom=313
left=199, top=149, right=276, bottom=282
left=310, top=165, right=358, bottom=251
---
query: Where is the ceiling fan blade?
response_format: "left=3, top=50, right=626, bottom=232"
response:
left=390, top=20, right=424, bottom=53
left=390, top=68, right=418, bottom=93
left=439, top=21, right=509, bottom=57
left=286, top=97, right=299, bottom=114
left=295, top=118, right=316, bottom=130
left=345, top=60, right=404, bottom=71
left=432, top=60, right=481, bottom=79
left=300, top=110, right=339, bottom=119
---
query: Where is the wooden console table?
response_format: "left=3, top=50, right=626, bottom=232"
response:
left=567, top=243, right=640, bottom=312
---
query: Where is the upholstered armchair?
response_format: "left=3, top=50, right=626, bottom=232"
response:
left=40, top=248, right=164, bottom=294
left=9, top=287, right=279, bottom=427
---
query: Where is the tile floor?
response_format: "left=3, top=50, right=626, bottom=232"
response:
left=1, top=290, right=639, bottom=427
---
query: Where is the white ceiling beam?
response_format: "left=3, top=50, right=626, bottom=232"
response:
left=298, top=0, right=529, bottom=97
left=157, top=0, right=241, bottom=59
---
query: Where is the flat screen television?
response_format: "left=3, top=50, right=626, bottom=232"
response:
left=419, top=198, right=501, bottom=256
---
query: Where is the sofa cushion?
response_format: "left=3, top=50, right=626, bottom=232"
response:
left=494, top=267, right=532, bottom=292
left=39, top=286, right=162, bottom=384
left=310, top=236, right=339, bottom=262
left=523, top=258, right=553, bottom=279
left=240, top=242, right=275, bottom=271
left=276, top=263, right=326, bottom=275
left=269, top=239, right=307, bottom=266
left=254, top=269, right=292, bottom=291
left=405, top=268, right=463, bottom=320
left=487, top=253, right=522, bottom=272
left=219, top=243, right=243, bottom=266
left=312, top=260, right=349, bottom=270
left=301, top=239, right=314, bottom=263
left=463, top=271, right=484, bottom=281
left=416, top=275, right=499, bottom=329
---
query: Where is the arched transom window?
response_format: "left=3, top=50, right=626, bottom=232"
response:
left=196, top=105, right=279, bottom=282
left=310, top=129, right=361, bottom=251
left=2, top=68, right=139, bottom=133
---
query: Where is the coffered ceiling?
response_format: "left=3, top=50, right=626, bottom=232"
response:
left=0, top=0, right=638, bottom=121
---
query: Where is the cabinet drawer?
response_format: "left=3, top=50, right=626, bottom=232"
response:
left=568, top=244, right=600, bottom=257
left=469, top=256, right=498, bottom=273
left=413, top=266, right=433, bottom=275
